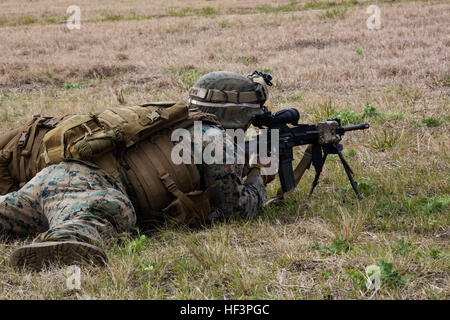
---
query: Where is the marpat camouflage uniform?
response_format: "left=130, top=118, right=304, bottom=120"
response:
left=185, top=123, right=266, bottom=220
left=0, top=123, right=265, bottom=243
left=0, top=160, right=136, bottom=245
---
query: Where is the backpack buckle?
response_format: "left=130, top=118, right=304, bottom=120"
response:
left=147, top=110, right=160, bottom=123
left=18, top=131, right=28, bottom=147
left=159, top=173, right=178, bottom=193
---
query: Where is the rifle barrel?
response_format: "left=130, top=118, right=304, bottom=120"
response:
left=341, top=123, right=370, bottom=132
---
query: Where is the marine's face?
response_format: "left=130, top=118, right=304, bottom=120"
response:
left=218, top=105, right=265, bottom=130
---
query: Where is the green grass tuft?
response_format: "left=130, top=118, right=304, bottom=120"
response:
left=168, top=67, right=208, bottom=90
left=421, top=116, right=440, bottom=127
left=17, top=16, right=38, bottom=25
left=318, top=7, right=347, bottom=19
left=101, top=12, right=124, bottom=22
left=167, top=8, right=191, bottom=17
left=198, top=7, right=217, bottom=17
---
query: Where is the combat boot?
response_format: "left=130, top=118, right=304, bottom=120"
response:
left=10, top=241, right=108, bottom=271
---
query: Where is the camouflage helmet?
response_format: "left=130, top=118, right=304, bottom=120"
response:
left=188, top=71, right=271, bottom=129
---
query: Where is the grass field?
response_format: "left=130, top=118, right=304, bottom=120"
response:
left=0, top=0, right=448, bottom=299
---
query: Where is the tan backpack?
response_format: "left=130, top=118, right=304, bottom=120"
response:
left=0, top=115, right=67, bottom=194
left=39, top=102, right=221, bottom=226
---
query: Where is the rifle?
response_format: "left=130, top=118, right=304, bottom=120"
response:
left=247, top=107, right=370, bottom=200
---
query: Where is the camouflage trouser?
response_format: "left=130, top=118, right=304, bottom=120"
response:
left=0, top=160, right=136, bottom=245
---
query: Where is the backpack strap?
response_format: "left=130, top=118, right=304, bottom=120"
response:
left=0, top=149, right=13, bottom=194
left=18, top=116, right=56, bottom=186
left=143, top=138, right=212, bottom=225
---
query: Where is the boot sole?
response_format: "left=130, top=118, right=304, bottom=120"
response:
left=10, top=241, right=108, bottom=271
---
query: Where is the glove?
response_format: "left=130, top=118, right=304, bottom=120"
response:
left=248, top=164, right=275, bottom=185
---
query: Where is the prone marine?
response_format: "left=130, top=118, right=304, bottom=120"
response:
left=0, top=71, right=272, bottom=270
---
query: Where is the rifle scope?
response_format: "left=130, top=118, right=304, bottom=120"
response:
left=252, top=108, right=300, bottom=127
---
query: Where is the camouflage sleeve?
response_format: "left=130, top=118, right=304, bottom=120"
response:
left=185, top=124, right=267, bottom=219
left=200, top=162, right=267, bottom=219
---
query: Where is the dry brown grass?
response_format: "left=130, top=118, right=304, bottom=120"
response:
left=0, top=0, right=448, bottom=300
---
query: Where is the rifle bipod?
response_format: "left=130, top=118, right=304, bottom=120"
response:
left=310, top=143, right=361, bottom=200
